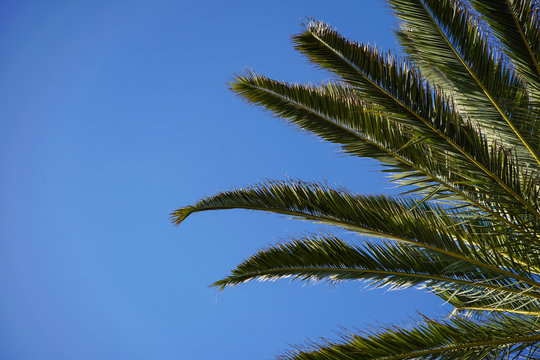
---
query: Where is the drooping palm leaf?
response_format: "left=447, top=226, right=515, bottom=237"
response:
left=213, top=235, right=540, bottom=311
left=231, top=72, right=517, bottom=226
left=172, top=180, right=540, bottom=284
left=281, top=315, right=540, bottom=360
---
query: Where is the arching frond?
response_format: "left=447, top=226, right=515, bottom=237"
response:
left=281, top=315, right=540, bottom=360
left=231, top=71, right=540, bottom=232
left=395, top=28, right=474, bottom=118
left=214, top=235, right=540, bottom=306
left=173, top=180, right=540, bottom=284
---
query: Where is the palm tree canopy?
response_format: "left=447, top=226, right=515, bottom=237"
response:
left=173, top=0, right=540, bottom=358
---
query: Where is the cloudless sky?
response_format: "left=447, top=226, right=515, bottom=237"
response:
left=1, top=1, right=448, bottom=359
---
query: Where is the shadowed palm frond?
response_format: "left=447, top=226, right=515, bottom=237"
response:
left=281, top=315, right=540, bottom=360
left=213, top=235, right=540, bottom=309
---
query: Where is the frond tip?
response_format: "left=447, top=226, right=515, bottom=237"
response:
left=170, top=206, right=195, bottom=226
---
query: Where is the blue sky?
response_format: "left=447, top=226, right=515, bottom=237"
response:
left=0, top=1, right=447, bottom=359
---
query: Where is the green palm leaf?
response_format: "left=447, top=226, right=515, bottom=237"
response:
left=292, top=20, right=540, bottom=223
left=438, top=288, right=540, bottom=317
left=281, top=315, right=540, bottom=360
left=213, top=235, right=540, bottom=308
left=172, top=180, right=540, bottom=284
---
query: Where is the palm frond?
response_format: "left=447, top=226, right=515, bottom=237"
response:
left=389, top=0, right=540, bottom=167
left=281, top=315, right=540, bottom=360
left=440, top=287, right=540, bottom=317
left=470, top=0, right=540, bottom=94
left=395, top=28, right=474, bottom=117
left=231, top=71, right=525, bottom=226
left=293, top=20, right=540, bottom=223
left=172, top=180, right=540, bottom=285
left=213, top=235, right=540, bottom=307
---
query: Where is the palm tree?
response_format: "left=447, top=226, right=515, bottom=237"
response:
left=172, top=0, right=540, bottom=358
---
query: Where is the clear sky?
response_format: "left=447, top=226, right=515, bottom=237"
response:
left=0, top=1, right=447, bottom=359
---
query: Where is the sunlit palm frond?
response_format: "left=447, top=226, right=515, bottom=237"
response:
left=470, top=0, right=540, bottom=97
left=437, top=286, right=540, bottom=317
